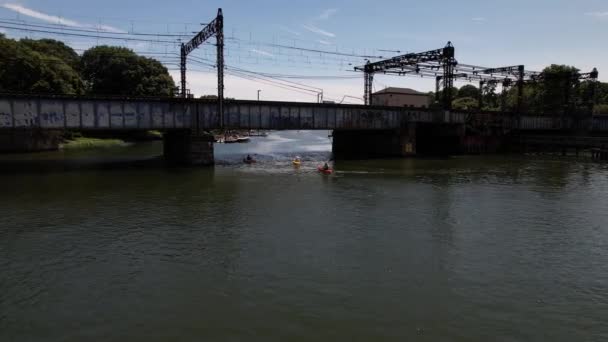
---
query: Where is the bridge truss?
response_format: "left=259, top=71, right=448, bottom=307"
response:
left=354, top=42, right=599, bottom=117
left=355, top=44, right=533, bottom=112
left=355, top=42, right=456, bottom=109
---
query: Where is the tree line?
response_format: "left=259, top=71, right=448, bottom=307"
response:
left=429, top=65, right=608, bottom=115
left=0, top=34, right=175, bottom=97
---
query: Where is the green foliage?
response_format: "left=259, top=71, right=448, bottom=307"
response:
left=432, top=87, right=459, bottom=107
left=484, top=65, right=607, bottom=115
left=538, top=64, right=580, bottom=114
left=81, top=46, right=175, bottom=96
left=452, top=97, right=478, bottom=111
left=20, top=38, right=80, bottom=70
left=61, top=137, right=126, bottom=150
left=594, top=104, right=608, bottom=115
left=0, top=36, right=83, bottom=94
left=457, top=84, right=479, bottom=99
left=600, top=83, right=608, bottom=104
left=0, top=36, right=175, bottom=97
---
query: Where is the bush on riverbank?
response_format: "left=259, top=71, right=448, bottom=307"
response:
left=60, top=137, right=127, bottom=150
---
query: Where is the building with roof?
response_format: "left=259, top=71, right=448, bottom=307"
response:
left=371, top=87, right=431, bottom=108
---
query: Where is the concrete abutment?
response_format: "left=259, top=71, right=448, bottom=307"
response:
left=0, top=129, right=64, bottom=153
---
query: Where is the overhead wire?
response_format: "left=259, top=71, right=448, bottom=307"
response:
left=0, top=24, right=180, bottom=43
left=0, top=19, right=192, bottom=37
left=0, top=17, right=377, bottom=99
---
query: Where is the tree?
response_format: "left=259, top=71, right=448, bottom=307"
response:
left=598, top=82, right=608, bottom=105
left=81, top=46, right=175, bottom=97
left=593, top=104, right=608, bottom=115
left=579, top=80, right=608, bottom=108
left=538, top=64, right=580, bottom=114
left=20, top=38, right=80, bottom=70
left=504, top=84, right=542, bottom=114
left=452, top=97, right=478, bottom=111
left=0, top=36, right=83, bottom=94
left=432, top=86, right=459, bottom=108
left=481, top=81, right=499, bottom=110
left=457, top=84, right=480, bottom=99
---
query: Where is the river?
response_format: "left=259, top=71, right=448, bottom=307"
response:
left=1, top=130, right=608, bottom=341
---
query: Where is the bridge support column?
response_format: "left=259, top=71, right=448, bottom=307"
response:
left=163, top=131, right=214, bottom=166
left=332, top=124, right=416, bottom=160
left=415, top=123, right=465, bottom=155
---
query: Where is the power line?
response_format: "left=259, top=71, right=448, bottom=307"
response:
left=187, top=59, right=322, bottom=97
left=0, top=24, right=180, bottom=43
left=229, top=37, right=384, bottom=59
left=188, top=55, right=325, bottom=93
left=0, top=19, right=192, bottom=37
left=2, top=21, right=377, bottom=70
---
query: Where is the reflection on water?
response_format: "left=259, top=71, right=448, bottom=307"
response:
left=1, top=131, right=608, bottom=341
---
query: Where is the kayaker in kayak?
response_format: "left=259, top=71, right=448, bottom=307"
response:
left=246, top=154, right=253, bottom=162
left=323, top=162, right=330, bottom=171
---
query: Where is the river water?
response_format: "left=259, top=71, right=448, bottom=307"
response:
left=1, top=131, right=608, bottom=341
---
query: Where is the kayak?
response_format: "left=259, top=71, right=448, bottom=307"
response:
left=317, top=166, right=333, bottom=175
left=243, top=159, right=256, bottom=164
left=293, top=160, right=301, bottom=166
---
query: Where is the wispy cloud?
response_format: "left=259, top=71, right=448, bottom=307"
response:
left=96, top=24, right=124, bottom=33
left=318, top=40, right=332, bottom=46
left=1, top=3, right=126, bottom=33
left=383, top=32, right=475, bottom=44
left=471, top=17, right=487, bottom=22
left=302, top=24, right=335, bottom=38
left=318, top=8, right=338, bottom=20
left=250, top=49, right=274, bottom=57
left=585, top=11, right=608, bottom=17
left=278, top=25, right=301, bottom=36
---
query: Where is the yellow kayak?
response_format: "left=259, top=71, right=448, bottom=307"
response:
left=292, top=160, right=301, bottom=166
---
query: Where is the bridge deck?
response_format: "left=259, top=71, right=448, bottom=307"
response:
left=1, top=95, right=607, bottom=132
left=0, top=95, right=464, bottom=131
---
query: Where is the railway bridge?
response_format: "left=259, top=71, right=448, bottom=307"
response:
left=1, top=94, right=608, bottom=165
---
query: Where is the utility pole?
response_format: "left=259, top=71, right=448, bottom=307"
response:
left=216, top=9, right=224, bottom=127
left=180, top=44, right=187, bottom=98
left=257, top=90, right=261, bottom=101
left=180, top=8, right=224, bottom=126
left=364, top=62, right=373, bottom=106
left=441, top=42, right=456, bottom=111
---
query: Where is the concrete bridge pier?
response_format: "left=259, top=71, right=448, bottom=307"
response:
left=163, top=130, right=214, bottom=166
left=415, top=123, right=465, bottom=156
left=332, top=123, right=417, bottom=160
left=332, top=122, right=466, bottom=160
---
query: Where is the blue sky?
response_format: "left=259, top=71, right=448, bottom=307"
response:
left=1, top=0, right=607, bottom=102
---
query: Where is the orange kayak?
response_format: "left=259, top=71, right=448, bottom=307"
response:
left=317, top=166, right=333, bottom=175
